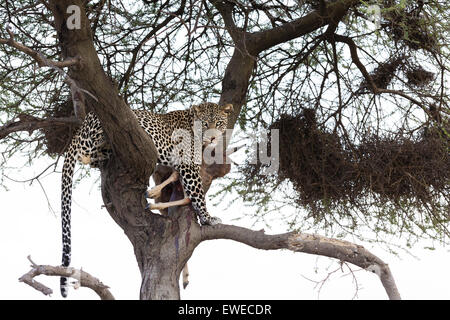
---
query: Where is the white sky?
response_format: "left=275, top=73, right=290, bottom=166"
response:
left=0, top=154, right=449, bottom=300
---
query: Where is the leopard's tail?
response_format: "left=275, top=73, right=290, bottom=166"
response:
left=60, top=140, right=78, bottom=298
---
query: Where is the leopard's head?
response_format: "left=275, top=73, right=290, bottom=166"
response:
left=191, top=102, right=233, bottom=145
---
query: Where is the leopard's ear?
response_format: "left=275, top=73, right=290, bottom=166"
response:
left=221, top=103, right=233, bottom=115
left=191, top=104, right=201, bottom=116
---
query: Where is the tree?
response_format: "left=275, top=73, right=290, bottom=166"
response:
left=1, top=0, right=448, bottom=300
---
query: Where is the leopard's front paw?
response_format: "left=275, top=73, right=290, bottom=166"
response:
left=200, top=215, right=222, bottom=226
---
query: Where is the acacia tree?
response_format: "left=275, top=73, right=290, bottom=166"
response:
left=1, top=0, right=448, bottom=300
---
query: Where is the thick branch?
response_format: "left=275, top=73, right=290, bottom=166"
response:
left=248, top=0, right=359, bottom=54
left=49, top=0, right=158, bottom=176
left=201, top=224, right=401, bottom=300
left=210, top=0, right=358, bottom=56
left=209, top=0, right=242, bottom=45
left=0, top=114, right=80, bottom=140
left=213, top=0, right=359, bottom=129
left=19, top=256, right=114, bottom=300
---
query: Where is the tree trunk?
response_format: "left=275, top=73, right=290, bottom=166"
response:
left=100, top=155, right=203, bottom=299
left=135, top=192, right=203, bottom=300
left=137, top=210, right=194, bottom=300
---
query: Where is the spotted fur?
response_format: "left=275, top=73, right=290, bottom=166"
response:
left=59, top=102, right=233, bottom=297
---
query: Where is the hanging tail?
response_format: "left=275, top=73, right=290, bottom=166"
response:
left=60, top=142, right=77, bottom=298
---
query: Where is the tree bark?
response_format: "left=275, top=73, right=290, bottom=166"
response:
left=19, top=256, right=115, bottom=300
left=134, top=183, right=202, bottom=300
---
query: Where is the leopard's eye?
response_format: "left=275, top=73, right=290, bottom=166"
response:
left=202, top=121, right=208, bottom=128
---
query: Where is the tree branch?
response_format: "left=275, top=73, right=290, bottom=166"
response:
left=248, top=0, right=359, bottom=54
left=49, top=0, right=158, bottom=176
left=0, top=114, right=80, bottom=140
left=19, top=256, right=114, bottom=300
left=333, top=34, right=426, bottom=109
left=118, top=0, right=186, bottom=92
left=0, top=25, right=80, bottom=68
left=212, top=0, right=360, bottom=129
left=0, top=25, right=94, bottom=120
left=209, top=0, right=242, bottom=44
left=201, top=224, right=401, bottom=300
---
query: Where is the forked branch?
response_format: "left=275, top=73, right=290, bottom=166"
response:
left=19, top=256, right=114, bottom=300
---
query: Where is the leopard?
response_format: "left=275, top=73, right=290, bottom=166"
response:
left=59, top=102, right=233, bottom=297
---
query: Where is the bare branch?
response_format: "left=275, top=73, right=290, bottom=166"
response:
left=201, top=224, right=401, bottom=300
left=19, top=256, right=115, bottom=300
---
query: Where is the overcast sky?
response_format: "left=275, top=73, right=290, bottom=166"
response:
left=1, top=153, right=449, bottom=300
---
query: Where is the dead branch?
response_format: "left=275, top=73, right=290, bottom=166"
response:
left=201, top=224, right=401, bottom=300
left=19, top=256, right=114, bottom=300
